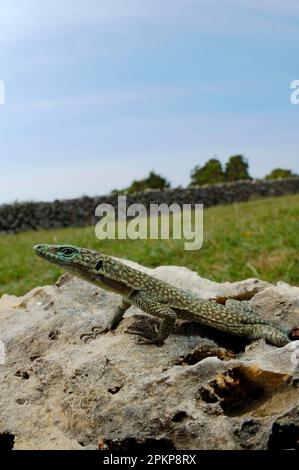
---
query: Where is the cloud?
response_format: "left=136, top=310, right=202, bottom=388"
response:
left=28, top=91, right=143, bottom=110
left=223, top=0, right=299, bottom=14
left=0, top=0, right=298, bottom=46
left=23, top=84, right=213, bottom=110
left=0, top=1, right=150, bottom=44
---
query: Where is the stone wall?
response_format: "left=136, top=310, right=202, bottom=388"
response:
left=1, top=177, right=299, bottom=233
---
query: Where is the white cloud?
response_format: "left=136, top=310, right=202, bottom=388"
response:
left=22, top=84, right=211, bottom=110
left=223, top=0, right=299, bottom=14
left=28, top=91, right=143, bottom=110
left=0, top=1, right=150, bottom=44
left=0, top=0, right=298, bottom=46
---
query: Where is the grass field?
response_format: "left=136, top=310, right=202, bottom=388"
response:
left=0, top=194, right=299, bottom=297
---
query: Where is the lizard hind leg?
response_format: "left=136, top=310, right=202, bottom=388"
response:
left=126, top=290, right=177, bottom=345
left=125, top=317, right=161, bottom=344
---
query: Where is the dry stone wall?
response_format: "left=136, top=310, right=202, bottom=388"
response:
left=0, top=178, right=299, bottom=233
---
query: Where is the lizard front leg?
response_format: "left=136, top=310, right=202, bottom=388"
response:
left=80, top=298, right=131, bottom=342
left=126, top=290, right=177, bottom=345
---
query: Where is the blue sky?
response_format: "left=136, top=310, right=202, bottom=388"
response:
left=0, top=0, right=298, bottom=203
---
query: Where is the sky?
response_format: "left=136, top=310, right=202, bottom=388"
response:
left=0, top=0, right=298, bottom=203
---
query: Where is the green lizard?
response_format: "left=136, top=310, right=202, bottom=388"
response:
left=34, top=244, right=290, bottom=347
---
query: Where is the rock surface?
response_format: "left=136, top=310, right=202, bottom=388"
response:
left=0, top=260, right=298, bottom=450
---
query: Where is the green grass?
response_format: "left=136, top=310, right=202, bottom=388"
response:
left=1, top=194, right=299, bottom=297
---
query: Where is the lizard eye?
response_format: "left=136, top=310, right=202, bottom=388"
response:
left=61, top=247, right=75, bottom=256
left=95, top=259, right=103, bottom=271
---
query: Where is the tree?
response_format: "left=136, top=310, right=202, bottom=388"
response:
left=264, top=168, right=298, bottom=180
left=112, top=171, right=171, bottom=194
left=189, top=158, right=225, bottom=186
left=225, top=155, right=251, bottom=181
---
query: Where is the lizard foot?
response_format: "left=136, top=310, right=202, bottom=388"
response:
left=80, top=325, right=108, bottom=343
left=125, top=319, right=164, bottom=345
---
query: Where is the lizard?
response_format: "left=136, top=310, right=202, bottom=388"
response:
left=34, top=244, right=290, bottom=347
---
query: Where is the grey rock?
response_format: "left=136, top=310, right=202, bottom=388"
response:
left=0, top=263, right=298, bottom=450
left=250, top=281, right=299, bottom=333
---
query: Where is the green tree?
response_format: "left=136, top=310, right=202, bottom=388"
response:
left=189, top=158, right=225, bottom=186
left=225, top=155, right=251, bottom=181
left=112, top=171, right=171, bottom=194
left=264, top=168, right=298, bottom=180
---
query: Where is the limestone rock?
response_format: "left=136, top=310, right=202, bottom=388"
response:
left=0, top=263, right=298, bottom=450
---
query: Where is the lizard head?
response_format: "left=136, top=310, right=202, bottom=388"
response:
left=34, top=244, right=132, bottom=295
left=34, top=244, right=106, bottom=279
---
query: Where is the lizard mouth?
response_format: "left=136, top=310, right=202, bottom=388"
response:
left=34, top=244, right=47, bottom=256
left=34, top=244, right=59, bottom=263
